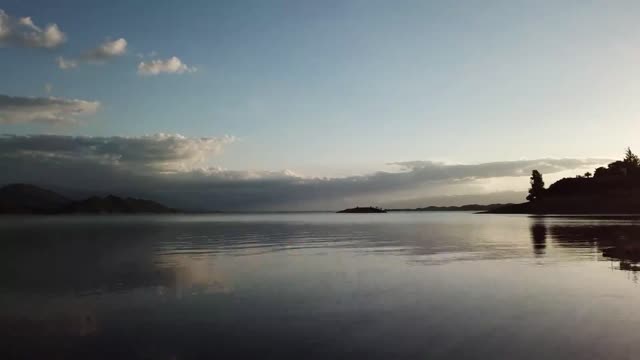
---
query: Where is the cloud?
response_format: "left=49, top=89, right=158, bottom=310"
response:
left=56, top=56, right=78, bottom=69
left=0, top=9, right=66, bottom=48
left=0, top=95, right=100, bottom=125
left=387, top=159, right=605, bottom=181
left=0, top=135, right=609, bottom=210
left=136, top=50, right=157, bottom=59
left=138, top=56, right=195, bottom=76
left=56, top=38, right=127, bottom=70
left=82, top=38, right=127, bottom=62
left=0, top=133, right=234, bottom=172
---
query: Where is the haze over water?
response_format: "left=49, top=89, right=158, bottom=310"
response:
left=2, top=212, right=640, bottom=359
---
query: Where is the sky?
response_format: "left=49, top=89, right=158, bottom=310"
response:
left=0, top=0, right=636, bottom=210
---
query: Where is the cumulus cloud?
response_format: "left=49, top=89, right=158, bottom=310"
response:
left=0, top=9, right=66, bottom=48
left=138, top=56, right=196, bottom=76
left=0, top=133, right=234, bottom=172
left=56, top=38, right=127, bottom=70
left=82, top=38, right=127, bottom=62
left=0, top=135, right=609, bottom=210
left=0, top=95, right=100, bottom=125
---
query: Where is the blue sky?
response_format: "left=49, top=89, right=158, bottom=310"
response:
left=0, top=1, right=635, bottom=209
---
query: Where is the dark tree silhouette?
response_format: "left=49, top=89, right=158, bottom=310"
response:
left=608, top=160, right=627, bottom=176
left=526, top=170, right=545, bottom=202
left=496, top=148, right=640, bottom=214
left=624, top=147, right=640, bottom=168
left=594, top=167, right=607, bottom=178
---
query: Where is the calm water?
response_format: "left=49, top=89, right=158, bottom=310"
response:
left=2, top=212, right=640, bottom=359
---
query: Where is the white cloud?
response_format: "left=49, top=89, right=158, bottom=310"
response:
left=0, top=133, right=234, bottom=172
left=56, top=56, right=78, bottom=70
left=82, top=38, right=127, bottom=62
left=0, top=95, right=100, bottom=125
left=387, top=159, right=606, bottom=181
left=0, top=9, right=66, bottom=48
left=17, top=17, right=38, bottom=30
left=57, top=38, right=128, bottom=70
left=138, top=56, right=196, bottom=76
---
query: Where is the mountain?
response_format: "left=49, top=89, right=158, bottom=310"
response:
left=65, top=195, right=176, bottom=214
left=0, top=184, right=72, bottom=214
left=389, top=203, right=511, bottom=212
left=0, top=184, right=176, bottom=214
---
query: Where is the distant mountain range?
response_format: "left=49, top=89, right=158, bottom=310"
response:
left=389, top=204, right=511, bottom=212
left=0, top=184, right=176, bottom=214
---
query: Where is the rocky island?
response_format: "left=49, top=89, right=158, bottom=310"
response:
left=337, top=206, right=387, bottom=213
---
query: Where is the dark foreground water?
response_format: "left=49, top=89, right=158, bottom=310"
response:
left=2, top=212, right=640, bottom=359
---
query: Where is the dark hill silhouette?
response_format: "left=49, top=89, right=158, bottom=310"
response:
left=390, top=203, right=511, bottom=212
left=65, top=195, right=176, bottom=214
left=0, top=184, right=71, bottom=214
left=491, top=180, right=640, bottom=214
left=337, top=206, right=387, bottom=213
left=490, top=148, right=640, bottom=214
left=0, top=184, right=176, bottom=214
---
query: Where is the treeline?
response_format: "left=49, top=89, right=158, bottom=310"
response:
left=527, top=148, right=640, bottom=202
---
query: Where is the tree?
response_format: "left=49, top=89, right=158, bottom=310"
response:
left=608, top=160, right=627, bottom=176
left=584, top=172, right=592, bottom=178
left=526, top=170, right=545, bottom=202
left=624, top=147, right=640, bottom=168
left=594, top=167, right=607, bottom=178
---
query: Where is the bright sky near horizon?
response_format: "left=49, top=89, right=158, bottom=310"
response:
left=0, top=0, right=636, bottom=209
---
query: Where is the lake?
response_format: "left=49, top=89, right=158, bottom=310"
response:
left=2, top=212, right=640, bottom=359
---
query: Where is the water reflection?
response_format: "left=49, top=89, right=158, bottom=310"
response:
left=531, top=216, right=640, bottom=276
left=530, top=221, right=547, bottom=256
left=0, top=224, right=174, bottom=295
left=6, top=215, right=640, bottom=297
left=0, top=221, right=231, bottom=297
left=4, top=214, right=640, bottom=359
left=0, top=220, right=233, bottom=343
